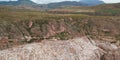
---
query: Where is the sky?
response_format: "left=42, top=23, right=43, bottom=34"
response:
left=0, top=0, right=120, bottom=4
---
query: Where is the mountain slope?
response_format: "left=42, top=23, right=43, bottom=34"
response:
left=0, top=0, right=105, bottom=9
left=80, top=0, right=104, bottom=6
left=48, top=3, right=120, bottom=16
left=91, top=3, right=120, bottom=10
left=46, top=1, right=83, bottom=8
left=45, top=0, right=104, bottom=8
left=0, top=0, right=36, bottom=6
left=91, top=3, right=120, bottom=16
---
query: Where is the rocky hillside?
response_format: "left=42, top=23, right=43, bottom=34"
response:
left=0, top=2, right=120, bottom=60
left=0, top=37, right=119, bottom=60
left=0, top=6, right=120, bottom=50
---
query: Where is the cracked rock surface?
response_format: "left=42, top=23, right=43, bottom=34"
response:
left=0, top=37, right=119, bottom=60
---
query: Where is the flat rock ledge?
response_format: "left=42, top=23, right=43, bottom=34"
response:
left=0, top=37, right=119, bottom=60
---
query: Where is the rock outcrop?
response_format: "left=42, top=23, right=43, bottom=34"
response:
left=0, top=37, right=119, bottom=60
left=0, top=15, right=120, bottom=50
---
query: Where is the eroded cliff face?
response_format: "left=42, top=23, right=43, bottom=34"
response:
left=0, top=17, right=120, bottom=40
left=0, top=37, right=119, bottom=60
left=0, top=17, right=120, bottom=50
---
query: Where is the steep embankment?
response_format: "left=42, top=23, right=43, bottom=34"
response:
left=0, top=10, right=120, bottom=50
left=0, top=37, right=119, bottom=60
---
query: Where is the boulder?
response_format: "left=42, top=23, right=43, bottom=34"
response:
left=0, top=37, right=119, bottom=60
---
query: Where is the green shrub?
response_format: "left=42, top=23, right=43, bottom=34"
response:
left=53, top=31, right=73, bottom=40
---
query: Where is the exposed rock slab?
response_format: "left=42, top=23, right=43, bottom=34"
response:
left=0, top=37, right=118, bottom=60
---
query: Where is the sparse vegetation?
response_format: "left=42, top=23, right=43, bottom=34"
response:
left=0, top=4, right=120, bottom=50
left=95, top=9, right=120, bottom=16
left=52, top=31, right=73, bottom=40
